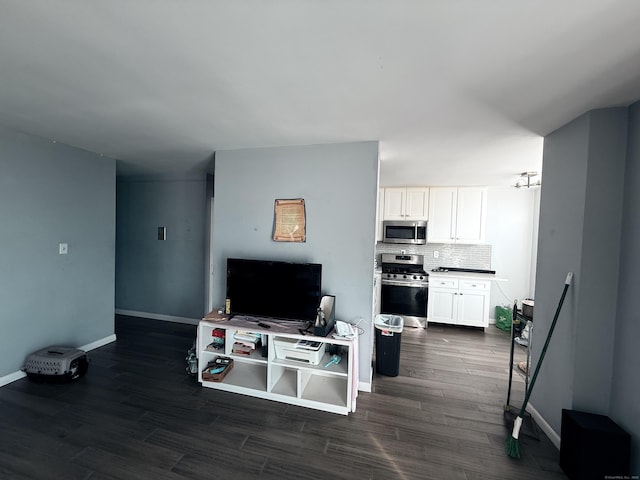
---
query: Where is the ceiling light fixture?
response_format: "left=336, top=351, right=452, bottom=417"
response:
left=514, top=171, right=541, bottom=188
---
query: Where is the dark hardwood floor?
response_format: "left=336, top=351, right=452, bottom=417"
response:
left=0, top=316, right=567, bottom=479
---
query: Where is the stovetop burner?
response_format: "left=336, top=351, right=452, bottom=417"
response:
left=380, top=253, right=428, bottom=283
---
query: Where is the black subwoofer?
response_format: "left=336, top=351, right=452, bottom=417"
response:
left=560, top=409, right=630, bottom=480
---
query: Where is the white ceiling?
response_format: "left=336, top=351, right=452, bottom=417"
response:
left=2, top=1, right=640, bottom=186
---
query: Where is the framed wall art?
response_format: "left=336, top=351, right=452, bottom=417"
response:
left=273, top=198, right=306, bottom=242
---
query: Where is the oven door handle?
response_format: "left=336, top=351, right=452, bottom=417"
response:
left=381, top=279, right=429, bottom=288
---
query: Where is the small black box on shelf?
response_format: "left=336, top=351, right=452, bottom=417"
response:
left=313, top=295, right=335, bottom=337
left=560, top=409, right=631, bottom=480
left=260, top=334, right=268, bottom=357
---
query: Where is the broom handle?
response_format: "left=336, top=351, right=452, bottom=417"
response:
left=518, top=272, right=573, bottom=417
left=506, top=299, right=518, bottom=407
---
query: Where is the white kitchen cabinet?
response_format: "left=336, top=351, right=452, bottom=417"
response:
left=427, top=275, right=491, bottom=329
left=427, top=187, right=487, bottom=243
left=427, top=278, right=457, bottom=324
left=383, top=187, right=429, bottom=221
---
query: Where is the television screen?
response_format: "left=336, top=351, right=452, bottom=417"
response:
left=226, top=258, right=322, bottom=322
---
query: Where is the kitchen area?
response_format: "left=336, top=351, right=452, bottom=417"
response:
left=373, top=185, right=538, bottom=331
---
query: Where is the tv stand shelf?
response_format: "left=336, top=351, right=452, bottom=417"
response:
left=197, top=312, right=357, bottom=415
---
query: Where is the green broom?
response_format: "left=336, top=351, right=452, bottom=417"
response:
left=506, top=272, right=573, bottom=459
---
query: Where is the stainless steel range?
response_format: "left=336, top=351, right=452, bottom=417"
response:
left=380, top=253, right=428, bottom=328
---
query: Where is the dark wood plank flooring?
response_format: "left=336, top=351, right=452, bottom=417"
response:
left=0, top=316, right=567, bottom=479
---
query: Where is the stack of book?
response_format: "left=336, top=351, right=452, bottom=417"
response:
left=232, top=331, right=261, bottom=355
left=205, top=328, right=225, bottom=351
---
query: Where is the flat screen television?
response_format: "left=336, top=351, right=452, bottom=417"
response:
left=226, top=258, right=322, bottom=322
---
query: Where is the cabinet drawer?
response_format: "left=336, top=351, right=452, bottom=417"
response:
left=430, top=278, right=458, bottom=289
left=459, top=279, right=490, bottom=291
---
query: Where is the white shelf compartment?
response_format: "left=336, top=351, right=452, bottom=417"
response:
left=201, top=359, right=267, bottom=392
left=269, top=364, right=297, bottom=397
left=299, top=370, right=348, bottom=408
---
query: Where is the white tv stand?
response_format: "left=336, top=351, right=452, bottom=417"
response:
left=197, top=312, right=357, bottom=415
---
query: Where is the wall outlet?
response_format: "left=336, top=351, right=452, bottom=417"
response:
left=433, top=250, right=439, bottom=259
left=59, top=243, right=68, bottom=255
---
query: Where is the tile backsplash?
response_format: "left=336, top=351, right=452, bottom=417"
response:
left=376, top=242, right=492, bottom=272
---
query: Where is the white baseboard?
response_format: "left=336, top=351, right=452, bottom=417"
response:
left=0, top=370, right=26, bottom=388
left=80, top=334, right=117, bottom=352
left=358, top=380, right=372, bottom=392
left=528, top=402, right=561, bottom=450
left=0, top=333, right=118, bottom=389
left=115, top=309, right=200, bottom=325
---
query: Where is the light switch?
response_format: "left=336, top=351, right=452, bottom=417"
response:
left=59, top=243, right=68, bottom=255
left=158, top=227, right=166, bottom=240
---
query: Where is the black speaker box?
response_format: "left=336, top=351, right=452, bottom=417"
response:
left=560, top=409, right=630, bottom=480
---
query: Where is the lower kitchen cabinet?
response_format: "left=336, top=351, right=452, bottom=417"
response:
left=427, top=274, right=491, bottom=328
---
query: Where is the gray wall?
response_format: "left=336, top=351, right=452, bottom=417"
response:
left=0, top=126, right=116, bottom=379
left=212, top=142, right=379, bottom=387
left=115, top=174, right=209, bottom=320
left=532, top=107, right=635, bottom=467
left=611, top=100, right=640, bottom=472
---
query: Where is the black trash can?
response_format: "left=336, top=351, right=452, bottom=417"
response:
left=374, top=314, right=404, bottom=376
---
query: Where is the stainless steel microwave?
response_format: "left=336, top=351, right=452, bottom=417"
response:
left=382, top=220, right=427, bottom=244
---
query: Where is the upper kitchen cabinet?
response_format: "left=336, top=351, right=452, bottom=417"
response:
left=428, top=187, right=487, bottom=244
left=382, top=187, right=429, bottom=221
